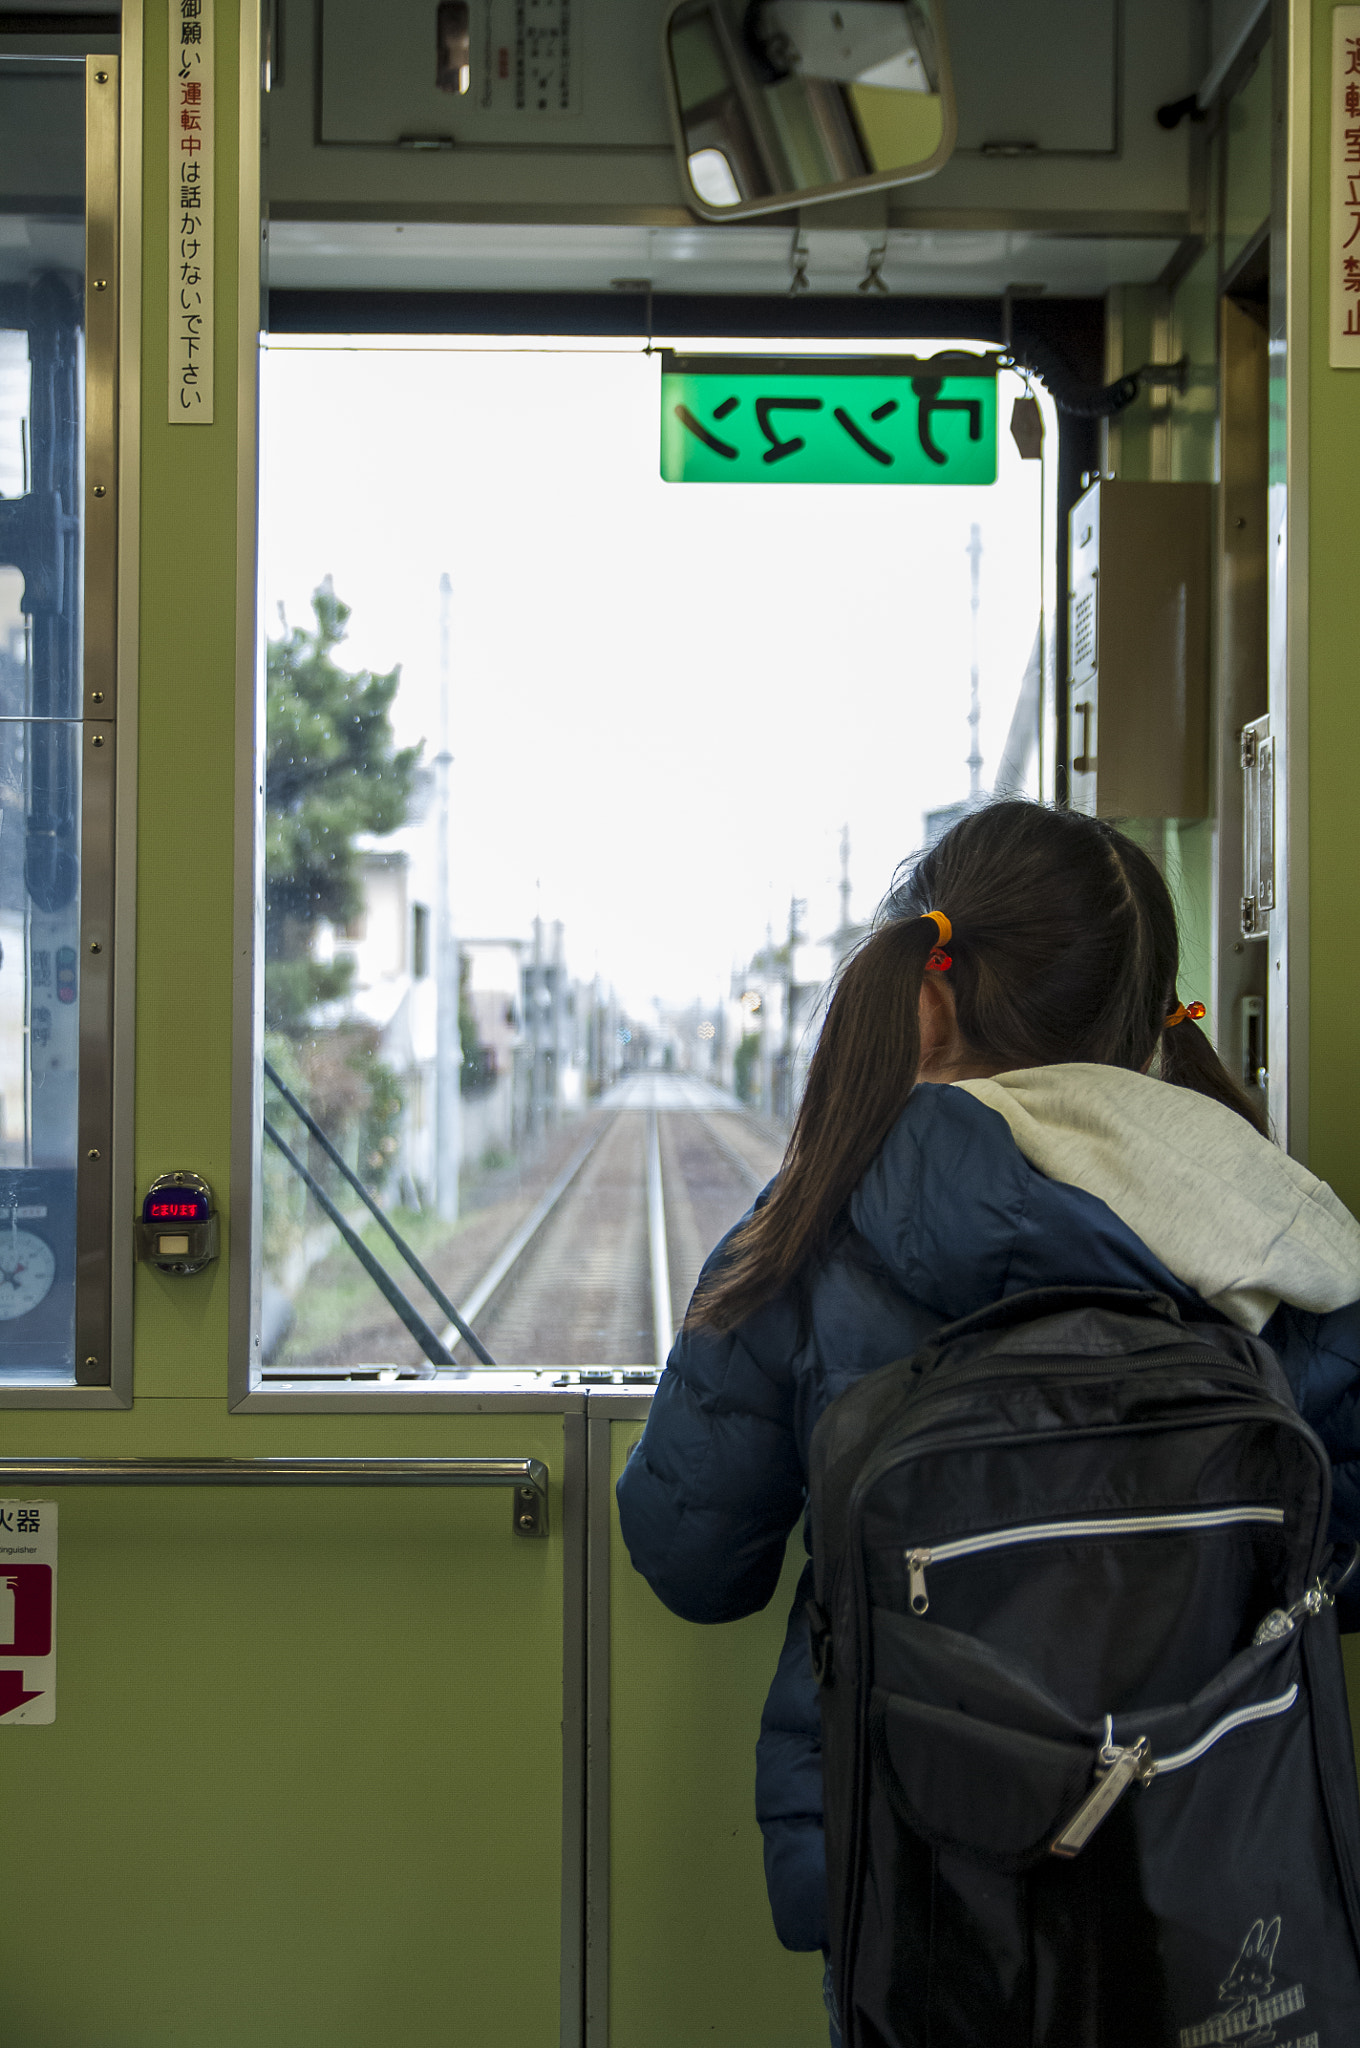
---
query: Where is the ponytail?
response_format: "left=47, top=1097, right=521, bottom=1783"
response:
left=1160, top=1011, right=1268, bottom=1137
left=690, top=801, right=1274, bottom=1335
left=691, top=916, right=937, bottom=1331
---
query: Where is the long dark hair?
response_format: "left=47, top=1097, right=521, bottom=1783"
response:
left=693, top=801, right=1266, bottom=1333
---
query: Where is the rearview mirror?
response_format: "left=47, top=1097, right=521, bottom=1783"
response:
left=663, top=0, right=956, bottom=221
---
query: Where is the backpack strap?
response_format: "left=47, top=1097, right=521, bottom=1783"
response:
left=916, top=1285, right=1185, bottom=1357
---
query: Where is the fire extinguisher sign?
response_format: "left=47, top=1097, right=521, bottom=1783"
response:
left=0, top=1501, right=57, bottom=1725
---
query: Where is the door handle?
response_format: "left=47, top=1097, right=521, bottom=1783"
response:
left=0, top=1456, right=550, bottom=1536
left=1072, top=700, right=1096, bottom=776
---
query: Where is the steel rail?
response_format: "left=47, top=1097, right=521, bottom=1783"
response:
left=0, top=1456, right=550, bottom=1536
left=646, top=1109, right=674, bottom=1366
left=439, top=1114, right=616, bottom=1354
left=697, top=1111, right=771, bottom=1194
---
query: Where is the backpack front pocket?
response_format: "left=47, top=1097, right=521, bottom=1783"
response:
left=892, top=1503, right=1289, bottom=1714
left=870, top=1688, right=1095, bottom=1869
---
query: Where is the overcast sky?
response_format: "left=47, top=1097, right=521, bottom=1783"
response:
left=261, top=336, right=1049, bottom=1016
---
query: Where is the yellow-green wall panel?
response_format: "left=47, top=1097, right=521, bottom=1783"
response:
left=132, top=0, right=246, bottom=1400
left=0, top=1418, right=567, bottom=2046
left=609, top=1421, right=826, bottom=2046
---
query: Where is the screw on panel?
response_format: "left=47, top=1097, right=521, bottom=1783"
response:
left=93, top=279, right=108, bottom=291
left=92, top=484, right=107, bottom=498
left=91, top=691, right=104, bottom=703
left=87, top=1149, right=100, bottom=1160
left=94, top=69, right=109, bottom=82
left=89, top=941, right=101, bottom=954
left=91, top=733, right=104, bottom=746
left=85, top=1357, right=98, bottom=1369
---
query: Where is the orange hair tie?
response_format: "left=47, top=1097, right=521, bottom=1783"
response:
left=921, top=911, right=952, bottom=948
left=1164, top=1001, right=1207, bottom=1028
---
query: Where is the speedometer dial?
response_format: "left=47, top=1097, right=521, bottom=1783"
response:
left=0, top=1228, right=56, bottom=1319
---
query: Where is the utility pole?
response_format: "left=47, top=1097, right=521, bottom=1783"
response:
left=783, top=895, right=805, bottom=1123
left=838, top=824, right=852, bottom=940
left=966, top=523, right=983, bottom=797
left=529, top=911, right=545, bottom=1136
left=433, top=571, right=462, bottom=1222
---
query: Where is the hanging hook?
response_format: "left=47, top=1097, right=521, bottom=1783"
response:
left=789, top=230, right=810, bottom=296
left=857, top=241, right=890, bottom=295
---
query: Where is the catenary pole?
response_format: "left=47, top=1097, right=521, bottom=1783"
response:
left=434, top=571, right=462, bottom=1221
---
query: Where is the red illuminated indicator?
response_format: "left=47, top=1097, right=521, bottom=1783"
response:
left=148, top=1200, right=206, bottom=1219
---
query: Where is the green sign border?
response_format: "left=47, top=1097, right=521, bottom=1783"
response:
left=659, top=351, right=999, bottom=486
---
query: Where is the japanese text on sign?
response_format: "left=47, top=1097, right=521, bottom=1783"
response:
left=659, top=354, right=998, bottom=486
left=1331, top=8, right=1360, bottom=368
left=0, top=1501, right=56, bottom=1726
left=168, top=0, right=214, bottom=422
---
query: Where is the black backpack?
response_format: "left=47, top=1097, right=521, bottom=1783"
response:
left=807, top=1286, right=1360, bottom=2048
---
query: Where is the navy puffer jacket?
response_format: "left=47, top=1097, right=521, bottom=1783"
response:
left=615, top=1082, right=1360, bottom=1954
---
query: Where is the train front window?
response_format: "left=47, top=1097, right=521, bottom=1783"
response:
left=255, top=333, right=1050, bottom=1386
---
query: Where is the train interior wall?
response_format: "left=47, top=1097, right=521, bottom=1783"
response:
left=4, top=1, right=1360, bottom=2044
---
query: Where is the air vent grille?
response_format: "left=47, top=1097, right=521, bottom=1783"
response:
left=1072, top=590, right=1096, bottom=673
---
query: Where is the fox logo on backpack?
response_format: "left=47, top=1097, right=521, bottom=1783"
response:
left=807, top=1285, right=1360, bottom=2048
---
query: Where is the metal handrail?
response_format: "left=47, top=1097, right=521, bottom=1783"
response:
left=0, top=1456, right=549, bottom=1536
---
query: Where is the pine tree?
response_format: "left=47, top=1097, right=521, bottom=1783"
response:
left=264, top=578, right=421, bottom=1031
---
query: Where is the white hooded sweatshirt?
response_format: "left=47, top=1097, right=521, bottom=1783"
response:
left=953, top=1064, right=1360, bottom=1335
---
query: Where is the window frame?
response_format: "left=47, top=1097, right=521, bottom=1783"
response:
left=0, top=43, right=132, bottom=1410
left=232, top=287, right=1085, bottom=1412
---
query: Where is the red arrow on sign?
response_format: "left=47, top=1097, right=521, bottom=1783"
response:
left=0, top=1670, right=44, bottom=1718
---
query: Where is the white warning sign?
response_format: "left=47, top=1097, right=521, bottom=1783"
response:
left=0, top=1500, right=56, bottom=1725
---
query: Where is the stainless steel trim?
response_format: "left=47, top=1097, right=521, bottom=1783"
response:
left=108, top=0, right=141, bottom=1411
left=228, top=0, right=264, bottom=1410
left=68, top=55, right=120, bottom=1396
left=84, top=55, right=119, bottom=718
left=585, top=1413, right=614, bottom=2048
left=0, top=1455, right=551, bottom=1533
left=75, top=722, right=116, bottom=1382
left=1268, top=0, right=1308, bottom=1156
left=235, top=1387, right=590, bottom=1413
left=560, top=1411, right=587, bottom=2048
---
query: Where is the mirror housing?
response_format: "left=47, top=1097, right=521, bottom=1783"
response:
left=663, top=0, right=956, bottom=221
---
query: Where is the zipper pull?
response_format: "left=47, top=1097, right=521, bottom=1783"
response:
left=906, top=1548, right=931, bottom=1615
left=1049, top=1737, right=1153, bottom=1859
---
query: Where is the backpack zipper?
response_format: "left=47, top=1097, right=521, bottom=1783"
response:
left=904, top=1504, right=1285, bottom=1616
left=1048, top=1684, right=1299, bottom=1857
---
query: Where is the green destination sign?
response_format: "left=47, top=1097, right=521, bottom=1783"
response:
left=659, top=351, right=998, bottom=486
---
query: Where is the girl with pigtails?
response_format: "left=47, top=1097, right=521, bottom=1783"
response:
left=616, top=799, right=1360, bottom=2044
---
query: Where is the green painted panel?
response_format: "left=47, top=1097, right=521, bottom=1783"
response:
left=609, top=1421, right=826, bottom=2046
left=660, top=353, right=997, bottom=486
left=0, top=1407, right=567, bottom=2047
left=133, top=0, right=242, bottom=1397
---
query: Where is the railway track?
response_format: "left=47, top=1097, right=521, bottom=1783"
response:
left=442, top=1079, right=779, bottom=1368
left=268, top=1076, right=784, bottom=1375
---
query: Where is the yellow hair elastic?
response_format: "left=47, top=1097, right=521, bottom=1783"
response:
left=922, top=911, right=952, bottom=948
left=1164, top=1001, right=1207, bottom=1028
